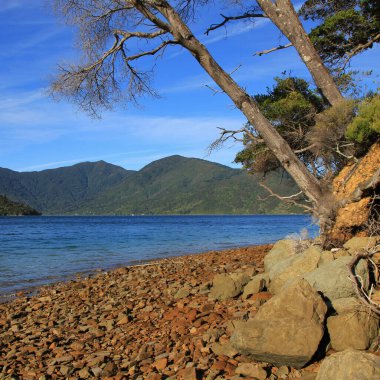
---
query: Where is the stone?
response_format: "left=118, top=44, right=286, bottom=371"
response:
left=235, top=363, right=267, bottom=379
left=78, top=367, right=90, bottom=378
left=203, top=328, right=223, bottom=343
left=153, top=357, right=168, bottom=371
left=299, top=374, right=317, bottom=380
left=327, top=302, right=379, bottom=351
left=303, top=256, right=369, bottom=301
left=264, top=239, right=297, bottom=273
left=209, top=272, right=250, bottom=301
left=276, top=366, right=289, bottom=379
left=210, top=342, right=238, bottom=358
left=316, top=349, right=380, bottom=380
left=330, top=297, right=361, bottom=313
left=343, top=236, right=378, bottom=254
left=231, top=279, right=327, bottom=369
left=268, top=246, right=322, bottom=294
left=242, top=273, right=268, bottom=299
left=174, top=288, right=191, bottom=300
left=176, top=367, right=198, bottom=380
left=317, top=251, right=334, bottom=267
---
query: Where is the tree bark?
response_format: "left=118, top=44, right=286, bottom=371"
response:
left=256, top=0, right=344, bottom=106
left=140, top=1, right=333, bottom=225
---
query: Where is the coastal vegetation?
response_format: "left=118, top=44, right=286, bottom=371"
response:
left=0, top=195, right=40, bottom=216
left=0, top=156, right=301, bottom=215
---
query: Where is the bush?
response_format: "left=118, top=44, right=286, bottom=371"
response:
left=346, top=95, right=380, bottom=144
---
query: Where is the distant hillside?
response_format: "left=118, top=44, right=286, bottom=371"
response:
left=0, top=156, right=302, bottom=215
left=0, top=195, right=41, bottom=216
left=0, top=161, right=134, bottom=214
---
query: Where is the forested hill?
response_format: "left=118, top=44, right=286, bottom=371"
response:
left=0, top=195, right=41, bottom=216
left=0, top=156, right=302, bottom=215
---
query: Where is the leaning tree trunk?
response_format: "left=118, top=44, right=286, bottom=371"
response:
left=139, top=1, right=335, bottom=234
left=256, top=0, right=344, bottom=106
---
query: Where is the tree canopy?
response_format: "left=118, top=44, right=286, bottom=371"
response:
left=300, top=0, right=380, bottom=71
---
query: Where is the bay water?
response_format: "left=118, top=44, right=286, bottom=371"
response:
left=0, top=215, right=317, bottom=299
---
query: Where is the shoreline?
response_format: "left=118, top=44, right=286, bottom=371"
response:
left=0, top=244, right=270, bottom=305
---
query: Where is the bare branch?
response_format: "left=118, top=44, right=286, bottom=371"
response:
left=348, top=247, right=380, bottom=317
left=254, top=43, right=292, bottom=56
left=294, top=143, right=317, bottom=154
left=208, top=127, right=246, bottom=152
left=259, top=182, right=313, bottom=212
left=126, top=39, right=178, bottom=61
left=204, top=84, right=224, bottom=96
left=205, top=12, right=267, bottom=35
left=340, top=33, right=380, bottom=71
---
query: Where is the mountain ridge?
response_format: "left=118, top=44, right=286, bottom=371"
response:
left=0, top=156, right=302, bottom=215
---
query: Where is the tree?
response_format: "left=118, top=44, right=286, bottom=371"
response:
left=234, top=77, right=352, bottom=180
left=300, top=0, right=380, bottom=72
left=206, top=0, right=344, bottom=106
left=51, top=0, right=355, bottom=240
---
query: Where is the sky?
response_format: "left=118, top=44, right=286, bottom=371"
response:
left=0, top=0, right=379, bottom=172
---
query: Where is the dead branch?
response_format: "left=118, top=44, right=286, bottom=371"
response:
left=340, top=33, right=380, bottom=71
left=204, top=84, right=224, bottom=96
left=205, top=12, right=267, bottom=35
left=348, top=247, right=380, bottom=317
left=208, top=127, right=246, bottom=152
left=254, top=43, right=292, bottom=56
left=259, top=182, right=313, bottom=212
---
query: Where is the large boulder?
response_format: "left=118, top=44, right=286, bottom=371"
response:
left=343, top=236, right=378, bottom=254
left=264, top=239, right=297, bottom=273
left=209, top=272, right=250, bottom=301
left=303, top=256, right=369, bottom=302
left=316, top=349, right=380, bottom=380
left=231, top=279, right=327, bottom=369
left=327, top=297, right=379, bottom=351
left=268, top=246, right=322, bottom=294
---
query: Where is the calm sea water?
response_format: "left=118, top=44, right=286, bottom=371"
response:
left=0, top=215, right=318, bottom=298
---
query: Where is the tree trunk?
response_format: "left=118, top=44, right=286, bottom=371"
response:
left=146, top=1, right=334, bottom=229
left=256, top=0, right=344, bottom=106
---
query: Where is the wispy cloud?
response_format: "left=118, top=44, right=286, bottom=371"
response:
left=0, top=0, right=21, bottom=13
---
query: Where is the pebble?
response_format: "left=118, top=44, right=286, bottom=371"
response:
left=0, top=244, right=321, bottom=379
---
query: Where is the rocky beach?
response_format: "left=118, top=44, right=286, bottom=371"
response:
left=1, top=238, right=380, bottom=379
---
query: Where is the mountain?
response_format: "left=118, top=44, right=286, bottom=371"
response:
left=0, top=161, right=134, bottom=214
left=0, top=195, right=41, bottom=216
left=0, top=156, right=302, bottom=215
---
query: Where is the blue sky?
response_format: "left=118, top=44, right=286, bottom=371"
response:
left=0, top=1, right=379, bottom=172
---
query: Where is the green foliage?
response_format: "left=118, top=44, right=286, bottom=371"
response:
left=0, top=195, right=41, bottom=216
left=235, top=77, right=327, bottom=175
left=0, top=157, right=302, bottom=215
left=346, top=95, right=380, bottom=145
left=300, top=0, right=380, bottom=70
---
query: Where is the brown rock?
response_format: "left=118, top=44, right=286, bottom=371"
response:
left=176, top=367, right=198, bottom=380
left=153, top=357, right=168, bottom=371
left=235, top=363, right=267, bottom=379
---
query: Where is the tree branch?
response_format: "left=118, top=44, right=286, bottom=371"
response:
left=254, top=42, right=292, bottom=56
left=348, top=247, right=380, bottom=317
left=205, top=12, right=267, bottom=35
left=342, top=33, right=380, bottom=69
left=259, top=182, right=313, bottom=212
